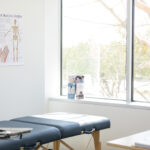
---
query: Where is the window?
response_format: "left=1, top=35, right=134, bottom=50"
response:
left=61, top=0, right=150, bottom=102
left=134, top=0, right=150, bottom=102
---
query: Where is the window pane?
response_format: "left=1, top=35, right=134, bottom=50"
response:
left=134, top=0, right=150, bottom=102
left=62, top=0, right=127, bottom=100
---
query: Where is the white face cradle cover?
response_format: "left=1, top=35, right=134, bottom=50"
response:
left=33, top=112, right=108, bottom=126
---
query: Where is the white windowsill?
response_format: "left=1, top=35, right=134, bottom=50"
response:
left=49, top=96, right=150, bottom=110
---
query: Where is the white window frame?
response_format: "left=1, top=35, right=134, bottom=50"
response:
left=60, top=0, right=150, bottom=104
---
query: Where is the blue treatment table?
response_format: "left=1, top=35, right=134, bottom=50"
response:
left=0, top=120, right=61, bottom=150
left=0, top=112, right=110, bottom=150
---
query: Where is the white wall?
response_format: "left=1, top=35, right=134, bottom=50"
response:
left=45, top=0, right=60, bottom=97
left=49, top=100, right=150, bottom=150
left=45, top=0, right=60, bottom=111
left=0, top=0, right=45, bottom=120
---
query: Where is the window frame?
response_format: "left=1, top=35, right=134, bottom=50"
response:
left=60, top=0, right=149, bottom=103
left=126, top=0, right=134, bottom=103
left=60, top=0, right=63, bottom=96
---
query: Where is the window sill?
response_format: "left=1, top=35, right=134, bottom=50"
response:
left=49, top=96, right=150, bottom=110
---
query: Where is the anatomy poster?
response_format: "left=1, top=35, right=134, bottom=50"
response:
left=0, top=14, right=23, bottom=65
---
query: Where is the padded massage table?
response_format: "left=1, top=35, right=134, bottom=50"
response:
left=0, top=121, right=61, bottom=150
left=0, top=112, right=110, bottom=150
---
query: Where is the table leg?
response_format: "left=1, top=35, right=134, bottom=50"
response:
left=92, top=131, right=101, bottom=150
left=53, top=140, right=60, bottom=150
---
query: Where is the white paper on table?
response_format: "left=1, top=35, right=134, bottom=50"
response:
left=135, top=137, right=150, bottom=149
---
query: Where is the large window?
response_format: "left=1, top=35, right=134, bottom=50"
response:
left=61, top=0, right=150, bottom=102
